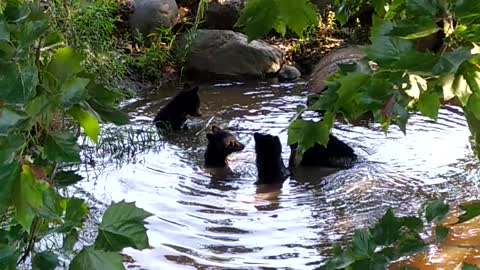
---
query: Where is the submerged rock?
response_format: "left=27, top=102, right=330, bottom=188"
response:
left=278, top=64, right=301, bottom=82
left=178, top=30, right=283, bottom=81
left=307, top=45, right=364, bottom=94
left=203, top=0, right=245, bottom=30
left=129, top=0, right=178, bottom=41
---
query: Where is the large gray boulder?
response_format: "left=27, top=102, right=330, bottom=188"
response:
left=129, top=0, right=178, bottom=41
left=307, top=45, right=364, bottom=93
left=179, top=30, right=283, bottom=81
left=203, top=0, right=245, bottom=30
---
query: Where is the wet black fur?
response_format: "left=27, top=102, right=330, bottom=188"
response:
left=253, top=133, right=290, bottom=185
left=153, top=84, right=201, bottom=130
left=205, top=126, right=245, bottom=167
left=288, top=134, right=357, bottom=170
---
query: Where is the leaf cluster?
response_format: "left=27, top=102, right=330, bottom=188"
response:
left=0, top=1, right=151, bottom=269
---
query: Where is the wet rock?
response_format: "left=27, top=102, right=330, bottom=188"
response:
left=278, top=64, right=301, bottom=82
left=307, top=45, right=364, bottom=94
left=203, top=0, right=246, bottom=30
left=129, top=0, right=178, bottom=41
left=178, top=29, right=283, bottom=81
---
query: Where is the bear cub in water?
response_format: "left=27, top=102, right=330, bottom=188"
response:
left=289, top=134, right=357, bottom=170
left=253, top=133, right=290, bottom=185
left=205, top=125, right=245, bottom=167
left=153, top=83, right=201, bottom=130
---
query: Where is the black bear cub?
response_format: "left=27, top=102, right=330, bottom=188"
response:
left=153, top=83, right=201, bottom=130
left=205, top=125, right=245, bottom=167
left=253, top=133, right=290, bottom=185
left=289, top=134, right=357, bottom=170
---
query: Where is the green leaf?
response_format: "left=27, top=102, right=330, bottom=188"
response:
left=425, top=198, right=450, bottom=223
left=365, top=17, right=415, bottom=64
left=236, top=0, right=317, bottom=41
left=433, top=47, right=472, bottom=75
left=463, top=262, right=480, bottom=270
left=42, top=32, right=64, bottom=50
left=336, top=72, right=370, bottom=105
left=0, top=107, right=28, bottom=135
left=61, top=198, right=88, bottom=233
left=47, top=47, right=83, bottom=82
left=455, top=0, right=480, bottom=19
left=389, top=17, right=440, bottom=39
left=0, top=244, right=18, bottom=270
left=0, top=20, right=9, bottom=41
left=15, top=165, right=48, bottom=231
left=399, top=266, right=420, bottom=270
left=44, top=132, right=81, bottom=163
left=351, top=230, right=375, bottom=258
left=397, top=231, right=427, bottom=256
left=63, top=229, right=79, bottom=252
left=405, top=0, right=439, bottom=17
left=88, top=100, right=130, bottom=125
left=0, top=59, right=38, bottom=104
left=457, top=202, right=480, bottom=223
left=288, top=113, right=334, bottom=154
left=94, top=201, right=152, bottom=252
left=38, top=188, right=64, bottom=220
left=0, top=134, right=23, bottom=165
left=68, top=105, right=100, bottom=143
left=388, top=51, right=440, bottom=75
left=60, top=77, right=90, bottom=109
left=0, top=162, right=20, bottom=208
left=32, top=251, right=59, bottom=270
left=348, top=254, right=388, bottom=270
left=467, top=92, right=480, bottom=120
left=417, top=91, right=441, bottom=120
left=371, top=208, right=405, bottom=245
left=18, top=16, right=49, bottom=47
left=55, top=170, right=84, bottom=188
left=69, top=246, right=125, bottom=270
left=435, top=225, right=449, bottom=242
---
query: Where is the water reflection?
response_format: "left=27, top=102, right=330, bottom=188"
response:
left=76, top=82, right=479, bottom=269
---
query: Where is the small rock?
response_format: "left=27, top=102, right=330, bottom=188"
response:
left=278, top=65, right=301, bottom=81
left=177, top=29, right=283, bottom=81
left=129, top=0, right=178, bottom=42
left=203, top=0, right=246, bottom=30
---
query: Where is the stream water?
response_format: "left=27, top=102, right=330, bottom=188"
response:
left=76, top=82, right=480, bottom=270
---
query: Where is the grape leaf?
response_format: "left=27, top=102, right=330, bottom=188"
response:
left=69, top=247, right=125, bottom=270
left=60, top=77, right=90, bottom=109
left=389, top=16, right=440, bottom=39
left=68, top=105, right=100, bottom=143
left=94, top=201, right=152, bottom=252
left=47, top=47, right=83, bottom=82
left=32, top=251, right=59, bottom=270
left=0, top=58, right=38, bottom=104
left=44, top=132, right=81, bottom=163
left=236, top=0, right=317, bottom=42
left=0, top=162, right=20, bottom=208
left=456, top=202, right=480, bottom=223
left=455, top=0, right=480, bottom=19
left=435, top=225, right=449, bottom=242
left=425, top=198, right=449, bottom=223
left=0, top=107, right=28, bottom=135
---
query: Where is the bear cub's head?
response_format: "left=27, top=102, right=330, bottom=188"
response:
left=253, top=132, right=290, bottom=185
left=205, top=125, right=245, bottom=167
left=153, top=83, right=201, bottom=130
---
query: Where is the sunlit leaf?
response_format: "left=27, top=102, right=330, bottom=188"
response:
left=14, top=165, right=48, bottom=231
left=69, top=246, right=125, bottom=270
left=32, top=251, right=59, bottom=270
left=467, top=92, right=480, bottom=120
left=435, top=225, right=449, bottom=242
left=44, top=132, right=81, bottom=163
left=94, top=201, right=152, bottom=251
left=47, top=47, right=83, bottom=82
left=68, top=105, right=100, bottom=143
left=60, top=198, right=88, bottom=233
left=288, top=114, right=334, bottom=153
left=42, top=32, right=64, bottom=50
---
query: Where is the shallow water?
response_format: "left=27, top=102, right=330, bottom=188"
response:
left=77, top=82, right=480, bottom=269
